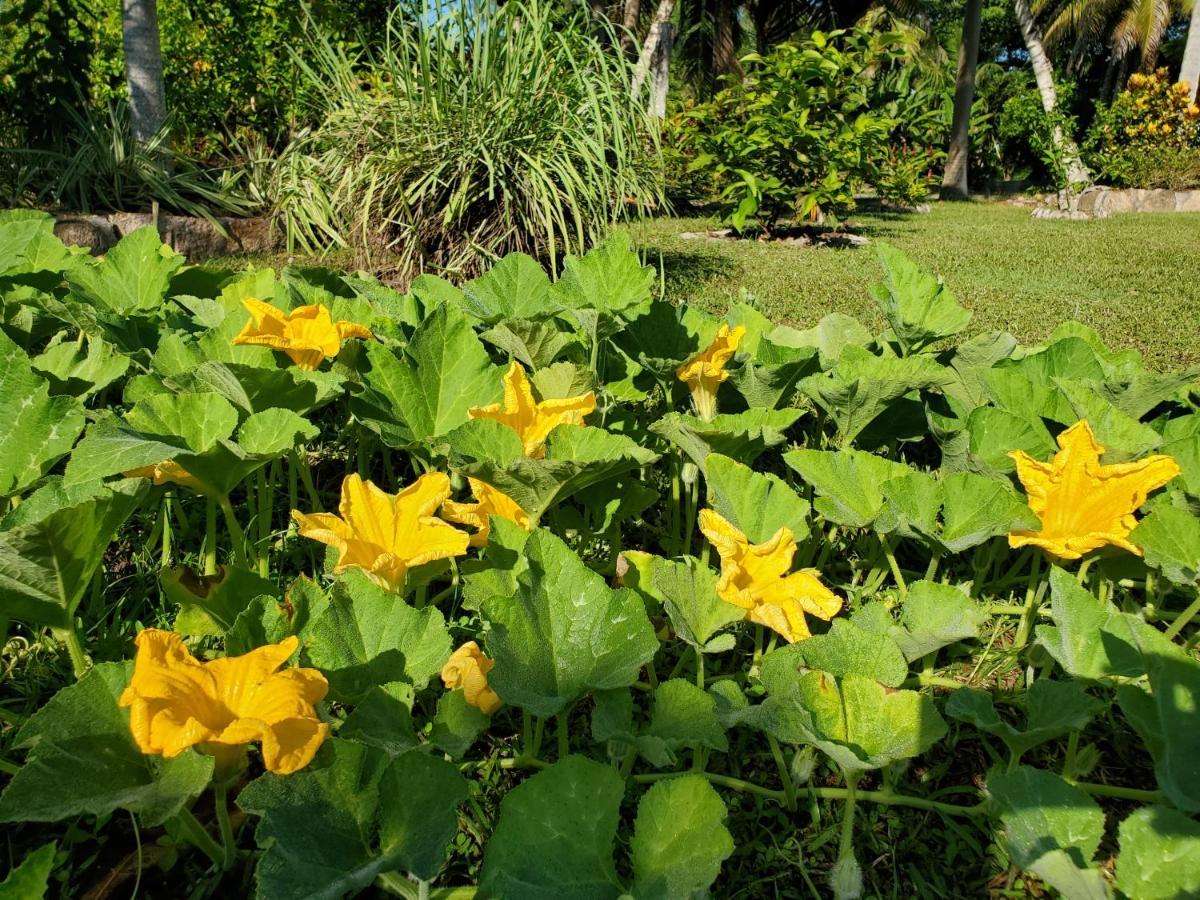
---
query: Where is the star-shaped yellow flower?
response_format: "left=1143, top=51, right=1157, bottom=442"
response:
left=232, top=299, right=372, bottom=370
left=442, top=478, right=531, bottom=547
left=291, top=472, right=469, bottom=592
left=468, top=361, right=595, bottom=458
left=125, top=459, right=208, bottom=494
left=699, top=509, right=842, bottom=642
left=441, top=641, right=503, bottom=714
left=1008, top=420, right=1180, bottom=561
left=119, top=629, right=329, bottom=776
left=676, top=324, right=746, bottom=421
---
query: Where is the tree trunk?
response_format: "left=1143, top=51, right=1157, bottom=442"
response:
left=621, top=0, right=642, bottom=55
left=941, top=0, right=982, bottom=200
left=650, top=22, right=673, bottom=118
left=712, top=0, right=741, bottom=84
left=631, top=0, right=675, bottom=103
left=1012, top=0, right=1090, bottom=187
left=121, top=0, right=168, bottom=144
left=1181, top=0, right=1200, bottom=103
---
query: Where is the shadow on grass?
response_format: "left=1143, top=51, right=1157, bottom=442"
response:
left=648, top=248, right=741, bottom=298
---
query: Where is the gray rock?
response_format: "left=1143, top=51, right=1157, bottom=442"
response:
left=1141, top=189, right=1176, bottom=212
left=53, top=215, right=117, bottom=254
left=1175, top=191, right=1200, bottom=212
left=108, top=211, right=155, bottom=237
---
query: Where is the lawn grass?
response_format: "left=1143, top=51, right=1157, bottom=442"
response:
left=629, top=201, right=1200, bottom=371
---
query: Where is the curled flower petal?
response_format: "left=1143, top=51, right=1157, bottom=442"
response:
left=292, top=473, right=469, bottom=592
left=1008, top=420, right=1180, bottom=561
left=676, top=324, right=745, bottom=421
left=699, top=508, right=842, bottom=643
left=118, top=629, right=329, bottom=776
left=232, top=299, right=372, bottom=370
left=468, top=361, right=595, bottom=458
left=442, top=478, right=531, bottom=547
left=124, top=460, right=208, bottom=494
left=441, top=641, right=503, bottom=714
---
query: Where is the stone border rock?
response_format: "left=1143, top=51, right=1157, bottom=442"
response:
left=52, top=212, right=276, bottom=259
left=1032, top=186, right=1200, bottom=219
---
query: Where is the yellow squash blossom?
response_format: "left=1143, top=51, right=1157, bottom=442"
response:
left=232, top=299, right=372, bottom=370
left=1008, top=419, right=1180, bottom=561
left=125, top=459, right=207, bottom=494
left=119, top=629, right=329, bottom=776
left=699, top=509, right=842, bottom=643
left=468, top=361, right=595, bottom=458
left=676, top=324, right=746, bottom=421
left=442, top=478, right=531, bottom=547
left=291, top=472, right=469, bottom=592
left=441, top=641, right=503, bottom=714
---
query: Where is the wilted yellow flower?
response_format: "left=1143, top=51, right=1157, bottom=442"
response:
left=1008, top=420, right=1180, bottom=561
left=232, top=299, right=372, bottom=370
left=442, top=478, right=531, bottom=547
left=1186, top=104, right=1200, bottom=120
left=676, top=324, right=746, bottom=421
left=699, top=509, right=842, bottom=643
left=468, top=361, right=595, bottom=458
left=125, top=459, right=207, bottom=494
left=119, top=629, right=328, bottom=776
left=291, top=473, right=469, bottom=592
left=1129, top=73, right=1147, bottom=88
left=441, top=641, right=502, bottom=714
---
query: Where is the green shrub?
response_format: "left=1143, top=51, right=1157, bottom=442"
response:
left=1087, top=69, right=1200, bottom=189
left=272, top=0, right=662, bottom=278
left=673, top=29, right=901, bottom=232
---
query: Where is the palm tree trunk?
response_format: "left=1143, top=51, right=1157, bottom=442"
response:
left=941, top=0, right=982, bottom=200
left=1012, top=0, right=1090, bottom=186
left=121, top=0, right=168, bottom=144
left=621, top=0, right=642, bottom=55
left=631, top=0, right=675, bottom=103
left=1181, top=1, right=1200, bottom=103
left=712, top=0, right=741, bottom=83
left=650, top=21, right=673, bottom=118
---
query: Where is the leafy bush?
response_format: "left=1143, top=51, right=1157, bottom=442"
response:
left=3, top=210, right=1200, bottom=897
left=271, top=0, right=663, bottom=279
left=872, top=143, right=941, bottom=207
left=999, top=79, right=1081, bottom=190
left=675, top=29, right=898, bottom=232
left=1088, top=69, right=1200, bottom=189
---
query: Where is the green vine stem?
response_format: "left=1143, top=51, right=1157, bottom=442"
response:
left=56, top=623, right=89, bottom=679
left=879, top=533, right=907, bottom=597
left=1012, top=550, right=1044, bottom=651
left=176, top=806, right=226, bottom=869
left=837, top=770, right=861, bottom=865
left=376, top=873, right=477, bottom=900
left=1164, top=591, right=1200, bottom=641
left=767, top=735, right=797, bottom=811
left=218, top=497, right=250, bottom=571
left=257, top=468, right=273, bottom=578
left=213, top=781, right=237, bottom=870
left=204, top=497, right=218, bottom=576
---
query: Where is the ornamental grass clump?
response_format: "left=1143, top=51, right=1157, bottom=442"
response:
left=274, top=0, right=663, bottom=278
left=3, top=214, right=1200, bottom=899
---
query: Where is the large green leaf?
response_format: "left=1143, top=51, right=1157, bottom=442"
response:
left=32, top=333, right=130, bottom=400
left=982, top=337, right=1105, bottom=425
left=0, top=211, right=70, bottom=276
left=939, top=472, right=1039, bottom=553
left=240, top=739, right=467, bottom=898
left=613, top=300, right=718, bottom=378
left=483, top=528, right=658, bottom=717
left=478, top=756, right=625, bottom=900
left=126, top=391, right=240, bottom=453
left=749, top=670, right=947, bottom=772
left=460, top=426, right=658, bottom=524
left=799, top=346, right=947, bottom=446
left=769, top=313, right=872, bottom=370
left=1056, top=377, right=1163, bottom=462
left=1035, top=566, right=1148, bottom=681
left=763, top=619, right=908, bottom=687
left=1116, top=806, right=1200, bottom=900
left=644, top=679, right=728, bottom=755
left=0, top=329, right=86, bottom=497
left=356, top=305, right=503, bottom=444
left=0, top=479, right=146, bottom=628
left=784, top=448, right=911, bottom=529
left=162, top=564, right=280, bottom=637
left=461, top=252, right=558, bottom=323
left=481, top=319, right=581, bottom=369
left=631, top=776, right=734, bottom=900
left=0, top=842, right=56, bottom=899
left=0, top=663, right=213, bottom=826
left=305, top=573, right=451, bottom=704
left=643, top=554, right=743, bottom=651
left=702, top=453, right=811, bottom=544
left=871, top=243, right=972, bottom=354
left=728, top=343, right=819, bottom=409
left=651, top=409, right=802, bottom=469
left=65, top=227, right=184, bottom=314
left=946, top=681, right=1099, bottom=760
left=552, top=232, right=654, bottom=319
left=887, top=580, right=985, bottom=662
left=964, top=406, right=1056, bottom=476
left=1132, top=498, right=1200, bottom=584
left=987, top=767, right=1109, bottom=900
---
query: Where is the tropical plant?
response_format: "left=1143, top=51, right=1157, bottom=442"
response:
left=272, top=0, right=663, bottom=279
left=674, top=28, right=898, bottom=231
left=4, top=211, right=1200, bottom=899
